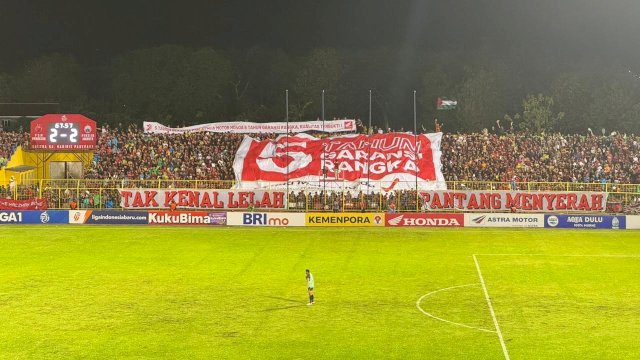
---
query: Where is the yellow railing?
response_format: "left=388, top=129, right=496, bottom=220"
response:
left=5, top=179, right=639, bottom=213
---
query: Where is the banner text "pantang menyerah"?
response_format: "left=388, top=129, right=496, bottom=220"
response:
left=421, top=191, right=606, bottom=212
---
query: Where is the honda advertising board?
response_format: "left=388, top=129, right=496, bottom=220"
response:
left=544, top=215, right=626, bottom=229
left=227, top=212, right=306, bottom=226
left=306, top=213, right=385, bottom=227
left=465, top=213, right=544, bottom=228
left=69, top=210, right=149, bottom=224
left=148, top=211, right=226, bottom=225
left=0, top=210, right=68, bottom=224
left=385, top=213, right=464, bottom=227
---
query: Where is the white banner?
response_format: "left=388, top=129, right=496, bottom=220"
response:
left=143, top=120, right=356, bottom=134
left=227, top=212, right=306, bottom=226
left=465, top=213, right=544, bottom=228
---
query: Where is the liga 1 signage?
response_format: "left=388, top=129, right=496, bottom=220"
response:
left=464, top=213, right=544, bottom=228
left=305, top=213, right=384, bottom=227
left=385, top=213, right=464, bottom=227
left=420, top=190, right=607, bottom=212
left=0, top=210, right=68, bottom=224
left=119, top=189, right=285, bottom=210
left=227, top=212, right=305, bottom=226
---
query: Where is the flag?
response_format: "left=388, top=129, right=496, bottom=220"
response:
left=437, top=98, right=457, bottom=110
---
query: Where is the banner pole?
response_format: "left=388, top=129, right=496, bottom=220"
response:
left=414, top=90, right=418, bottom=212
left=322, top=89, right=326, bottom=210
left=285, top=90, right=289, bottom=210
left=367, top=89, right=372, bottom=194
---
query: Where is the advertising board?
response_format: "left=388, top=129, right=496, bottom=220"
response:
left=0, top=210, right=68, bottom=224
left=465, top=213, right=544, bottom=228
left=148, top=211, right=226, bottom=225
left=385, top=213, right=464, bottom=227
left=227, top=212, right=305, bottom=226
left=627, top=215, right=640, bottom=230
left=69, top=210, right=149, bottom=224
left=305, top=213, right=384, bottom=227
left=544, top=215, right=626, bottom=229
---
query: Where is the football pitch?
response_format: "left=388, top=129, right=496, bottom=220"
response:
left=1, top=226, right=639, bottom=359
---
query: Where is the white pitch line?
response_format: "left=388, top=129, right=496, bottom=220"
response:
left=416, top=283, right=496, bottom=333
left=476, top=253, right=640, bottom=258
left=473, top=254, right=511, bottom=360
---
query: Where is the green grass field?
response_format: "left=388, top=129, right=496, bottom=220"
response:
left=1, top=226, right=639, bottom=359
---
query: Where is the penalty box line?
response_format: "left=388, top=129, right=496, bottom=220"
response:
left=473, top=254, right=511, bottom=360
left=475, top=253, right=640, bottom=258
left=472, top=253, right=640, bottom=360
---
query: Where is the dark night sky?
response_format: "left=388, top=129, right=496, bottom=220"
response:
left=1, top=0, right=640, bottom=67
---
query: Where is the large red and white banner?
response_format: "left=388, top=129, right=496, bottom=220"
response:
left=0, top=198, right=48, bottom=210
left=233, top=132, right=445, bottom=191
left=419, top=190, right=607, bottom=212
left=118, top=189, right=285, bottom=209
left=143, top=119, right=356, bottom=134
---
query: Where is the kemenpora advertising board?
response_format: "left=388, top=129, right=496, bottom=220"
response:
left=148, top=211, right=227, bottom=225
left=385, top=213, right=464, bottom=227
left=69, top=210, right=149, bottom=224
left=465, top=213, right=544, bottom=228
left=306, top=213, right=385, bottom=227
left=0, top=210, right=68, bottom=224
left=227, top=212, right=305, bottom=226
left=544, top=215, right=626, bottom=229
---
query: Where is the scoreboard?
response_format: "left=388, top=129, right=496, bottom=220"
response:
left=30, top=114, right=97, bottom=150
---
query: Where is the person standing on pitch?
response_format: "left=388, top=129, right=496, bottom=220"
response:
left=306, top=269, right=315, bottom=305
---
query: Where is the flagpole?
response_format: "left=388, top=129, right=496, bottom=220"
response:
left=414, top=90, right=418, bottom=212
left=367, top=89, right=372, bottom=191
left=286, top=89, right=289, bottom=209
left=322, top=89, right=326, bottom=210
left=369, top=90, right=372, bottom=133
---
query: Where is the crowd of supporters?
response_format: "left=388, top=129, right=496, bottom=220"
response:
left=1, top=125, right=639, bottom=185
left=85, top=125, right=640, bottom=186
left=84, top=124, right=244, bottom=181
left=0, top=131, right=29, bottom=167
left=442, top=132, right=640, bottom=185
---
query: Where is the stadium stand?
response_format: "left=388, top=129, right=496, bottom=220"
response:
left=2, top=125, right=639, bottom=212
